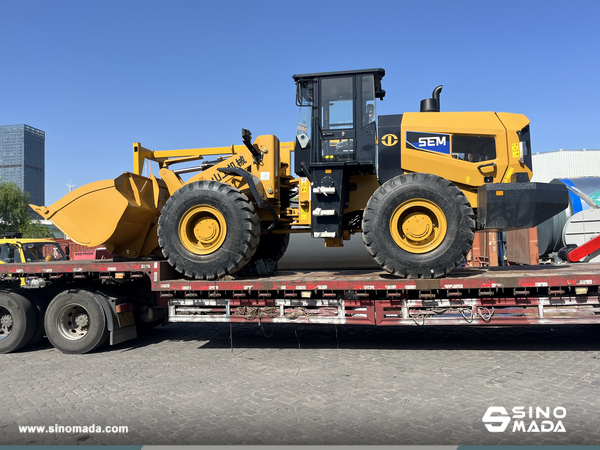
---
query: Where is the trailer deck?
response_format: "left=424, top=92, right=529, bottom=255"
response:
left=3, top=260, right=599, bottom=328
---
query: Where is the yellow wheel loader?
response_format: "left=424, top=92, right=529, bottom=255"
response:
left=32, top=68, right=568, bottom=279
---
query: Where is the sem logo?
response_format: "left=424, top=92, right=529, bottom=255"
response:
left=381, top=134, right=398, bottom=147
left=482, top=406, right=567, bottom=433
left=406, top=131, right=450, bottom=154
left=419, top=136, right=447, bottom=147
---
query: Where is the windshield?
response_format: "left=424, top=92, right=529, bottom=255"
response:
left=22, top=243, right=67, bottom=262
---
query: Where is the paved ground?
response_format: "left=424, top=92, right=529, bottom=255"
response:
left=2, top=322, right=600, bottom=445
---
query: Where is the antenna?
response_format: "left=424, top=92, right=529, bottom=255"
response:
left=67, top=178, right=75, bottom=193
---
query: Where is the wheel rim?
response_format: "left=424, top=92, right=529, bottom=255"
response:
left=179, top=205, right=227, bottom=255
left=389, top=198, right=448, bottom=253
left=57, top=303, right=90, bottom=341
left=0, top=306, right=13, bottom=340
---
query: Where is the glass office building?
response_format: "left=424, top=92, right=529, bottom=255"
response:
left=0, top=124, right=45, bottom=206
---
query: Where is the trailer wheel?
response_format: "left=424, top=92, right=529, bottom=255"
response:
left=158, top=180, right=260, bottom=280
left=0, top=291, right=36, bottom=353
left=19, top=290, right=51, bottom=347
left=362, top=173, right=475, bottom=278
left=44, top=290, right=109, bottom=354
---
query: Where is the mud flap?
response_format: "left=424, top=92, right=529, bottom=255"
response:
left=477, top=182, right=569, bottom=230
left=94, top=292, right=138, bottom=346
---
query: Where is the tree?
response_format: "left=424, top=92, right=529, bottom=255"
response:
left=21, top=220, right=54, bottom=239
left=0, top=181, right=30, bottom=235
left=0, top=181, right=54, bottom=238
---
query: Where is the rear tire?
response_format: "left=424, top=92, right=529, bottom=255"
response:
left=362, top=173, right=475, bottom=278
left=158, top=181, right=260, bottom=280
left=250, top=230, right=290, bottom=263
left=19, top=290, right=51, bottom=347
left=44, top=290, right=109, bottom=354
left=0, top=291, right=36, bottom=353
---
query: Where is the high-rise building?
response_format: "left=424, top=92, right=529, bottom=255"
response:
left=0, top=124, right=45, bottom=206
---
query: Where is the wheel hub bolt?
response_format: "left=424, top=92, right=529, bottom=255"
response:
left=403, top=213, right=433, bottom=240
left=75, top=314, right=89, bottom=328
left=0, top=314, right=13, bottom=329
left=195, top=218, right=219, bottom=244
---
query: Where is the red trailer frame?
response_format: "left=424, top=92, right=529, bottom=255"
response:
left=2, top=260, right=599, bottom=330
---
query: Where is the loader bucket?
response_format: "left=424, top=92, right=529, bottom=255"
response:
left=32, top=172, right=169, bottom=258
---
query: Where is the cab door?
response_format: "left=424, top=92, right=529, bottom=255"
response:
left=318, top=76, right=356, bottom=162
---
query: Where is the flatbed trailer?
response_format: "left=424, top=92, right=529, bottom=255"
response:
left=1, top=259, right=599, bottom=354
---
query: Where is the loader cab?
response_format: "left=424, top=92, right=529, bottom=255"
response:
left=293, top=69, right=386, bottom=241
left=293, top=68, right=386, bottom=179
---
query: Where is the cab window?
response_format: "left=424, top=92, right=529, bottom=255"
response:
left=22, top=243, right=67, bottom=262
left=452, top=135, right=496, bottom=163
left=321, top=77, right=354, bottom=130
left=0, top=245, right=9, bottom=262
left=361, top=74, right=376, bottom=128
left=13, top=248, right=22, bottom=263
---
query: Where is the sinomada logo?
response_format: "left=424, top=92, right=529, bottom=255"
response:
left=482, top=406, right=566, bottom=433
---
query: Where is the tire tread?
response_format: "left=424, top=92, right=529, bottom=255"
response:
left=158, top=181, right=260, bottom=280
left=363, top=173, right=475, bottom=279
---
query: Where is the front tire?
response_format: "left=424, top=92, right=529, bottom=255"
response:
left=158, top=181, right=260, bottom=280
left=362, top=173, right=475, bottom=278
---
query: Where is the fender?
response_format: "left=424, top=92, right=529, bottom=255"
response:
left=217, top=167, right=278, bottom=231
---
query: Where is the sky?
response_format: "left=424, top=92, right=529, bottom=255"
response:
left=1, top=0, right=599, bottom=205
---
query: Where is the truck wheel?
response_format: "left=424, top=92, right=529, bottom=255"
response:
left=158, top=181, right=260, bottom=280
left=19, top=290, right=50, bottom=347
left=250, top=230, right=290, bottom=263
left=44, top=290, right=109, bottom=354
left=28, top=295, right=47, bottom=347
left=0, top=291, right=36, bottom=353
left=362, top=173, right=475, bottom=278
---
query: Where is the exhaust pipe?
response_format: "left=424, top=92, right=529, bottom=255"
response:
left=420, top=85, right=443, bottom=112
